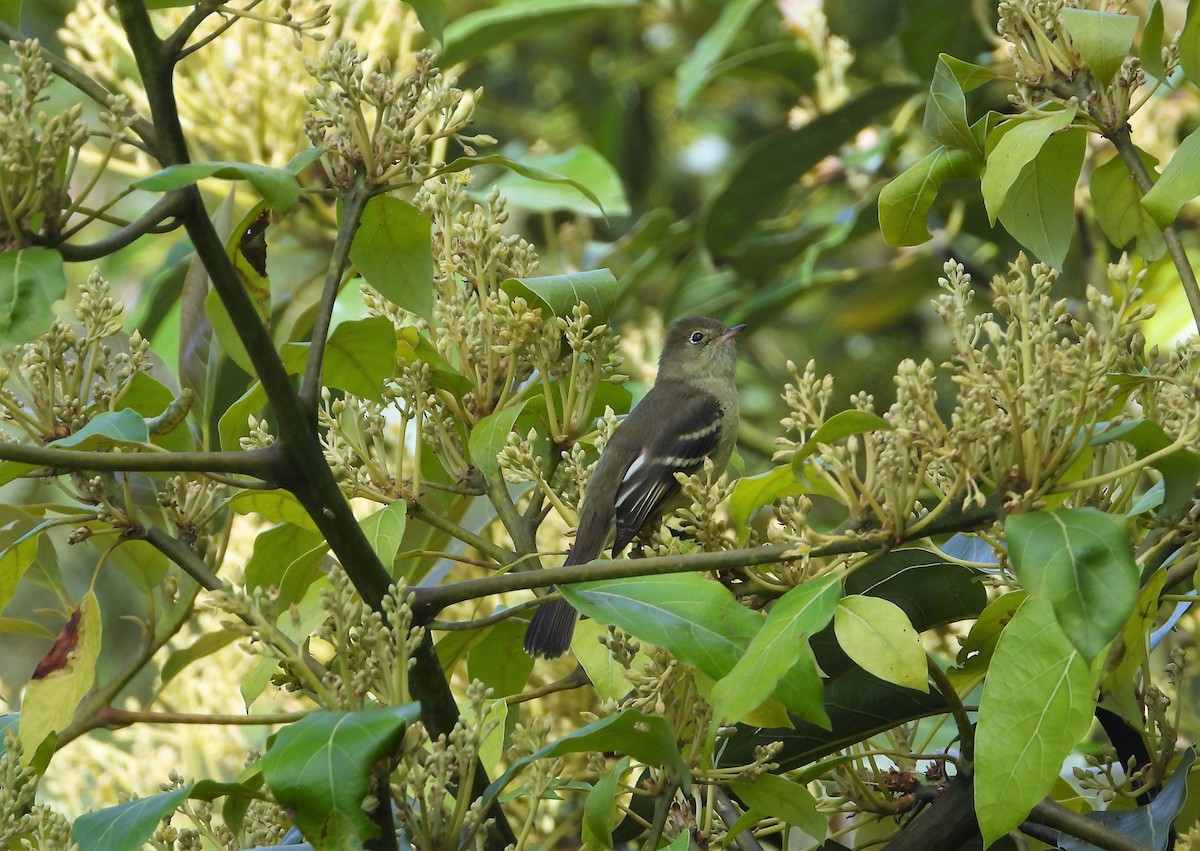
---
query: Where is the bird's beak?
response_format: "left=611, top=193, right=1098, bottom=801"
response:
left=716, top=323, right=747, bottom=343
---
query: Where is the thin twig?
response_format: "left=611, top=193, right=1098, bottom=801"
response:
left=96, top=707, right=310, bottom=726
left=301, top=175, right=370, bottom=409
left=408, top=500, right=516, bottom=565
left=53, top=190, right=189, bottom=261
left=427, top=598, right=543, bottom=632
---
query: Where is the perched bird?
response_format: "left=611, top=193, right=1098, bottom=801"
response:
left=523, top=316, right=745, bottom=658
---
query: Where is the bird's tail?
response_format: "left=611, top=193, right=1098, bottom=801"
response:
left=523, top=598, right=579, bottom=658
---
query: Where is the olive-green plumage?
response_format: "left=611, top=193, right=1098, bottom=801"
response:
left=524, top=316, right=744, bottom=658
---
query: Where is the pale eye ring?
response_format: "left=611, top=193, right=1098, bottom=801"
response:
left=689, top=331, right=705, bottom=344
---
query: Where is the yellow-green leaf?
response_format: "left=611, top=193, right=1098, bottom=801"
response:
left=833, top=595, right=928, bottom=692
left=19, top=591, right=102, bottom=763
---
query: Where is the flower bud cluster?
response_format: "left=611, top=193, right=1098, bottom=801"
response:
left=773, top=255, right=1190, bottom=553
left=305, top=45, right=483, bottom=189
left=0, top=269, right=151, bottom=450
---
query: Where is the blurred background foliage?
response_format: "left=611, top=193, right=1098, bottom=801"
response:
left=5, top=0, right=1200, bottom=822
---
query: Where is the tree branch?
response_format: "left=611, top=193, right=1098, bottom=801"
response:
left=0, top=441, right=277, bottom=479
left=1107, top=125, right=1200, bottom=333
left=881, top=773, right=978, bottom=851
left=410, top=487, right=1002, bottom=623
left=1026, top=797, right=1155, bottom=851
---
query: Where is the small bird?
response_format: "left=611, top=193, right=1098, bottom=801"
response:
left=523, top=316, right=745, bottom=658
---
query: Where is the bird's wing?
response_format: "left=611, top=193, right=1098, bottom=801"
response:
left=611, top=389, right=724, bottom=554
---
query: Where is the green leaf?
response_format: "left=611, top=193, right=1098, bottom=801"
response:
left=493, top=146, right=629, bottom=216
left=0, top=0, right=20, bottom=27
left=359, top=501, right=407, bottom=573
left=159, top=631, right=241, bottom=689
left=833, top=596, right=928, bottom=692
left=51, top=409, right=151, bottom=450
left=118, top=373, right=195, bottom=453
left=939, top=54, right=999, bottom=92
left=923, top=56, right=978, bottom=151
left=1090, top=151, right=1166, bottom=261
left=1142, top=126, right=1200, bottom=229
left=481, top=709, right=689, bottom=810
left=0, top=618, right=54, bottom=639
left=441, top=0, right=637, bottom=66
left=981, top=109, right=1076, bottom=222
left=230, top=490, right=319, bottom=532
left=73, top=787, right=193, bottom=851
left=502, top=269, right=623, bottom=322
left=244, top=522, right=327, bottom=592
left=996, top=127, right=1086, bottom=268
left=0, top=519, right=45, bottom=612
left=205, top=204, right=272, bottom=373
left=675, top=0, right=765, bottom=110
left=1060, top=9, right=1138, bottom=84
left=975, top=596, right=1103, bottom=847
left=583, top=755, right=630, bottom=850
left=469, top=403, right=524, bottom=484
left=133, top=161, right=308, bottom=212
left=1090, top=420, right=1200, bottom=517
left=349, top=196, right=434, bottom=321
left=218, top=380, right=267, bottom=452
left=437, top=153, right=608, bottom=217
left=1099, top=570, right=1166, bottom=729
left=879, top=145, right=979, bottom=246
left=729, top=463, right=805, bottom=535
left=1006, top=507, right=1138, bottom=663
left=704, top=42, right=818, bottom=92
left=261, top=705, right=420, bottom=849
left=19, top=591, right=102, bottom=764
left=406, top=0, right=447, bottom=43
left=1179, top=1, right=1200, bottom=87
left=703, top=84, right=916, bottom=257
left=560, top=574, right=822, bottom=721
left=790, top=409, right=893, bottom=472
left=467, top=620, right=534, bottom=697
left=280, top=315, right=397, bottom=401
left=710, top=576, right=840, bottom=727
left=1140, top=2, right=1166, bottom=84
left=396, top=326, right=472, bottom=394
left=728, top=774, right=825, bottom=839
left=948, top=590, right=1026, bottom=692
left=0, top=247, right=67, bottom=347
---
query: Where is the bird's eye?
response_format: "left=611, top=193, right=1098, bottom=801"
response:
left=689, top=331, right=705, bottom=344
